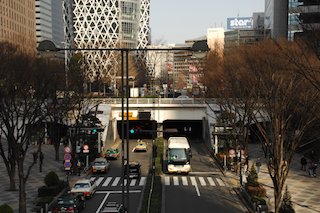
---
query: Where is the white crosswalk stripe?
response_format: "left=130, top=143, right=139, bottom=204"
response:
left=163, top=176, right=226, bottom=187
left=90, top=176, right=146, bottom=187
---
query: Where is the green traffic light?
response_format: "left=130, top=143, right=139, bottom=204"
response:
left=130, top=129, right=134, bottom=134
left=93, top=129, right=97, bottom=133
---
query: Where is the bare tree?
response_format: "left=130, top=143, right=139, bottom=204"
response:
left=0, top=41, right=65, bottom=212
left=204, top=39, right=320, bottom=212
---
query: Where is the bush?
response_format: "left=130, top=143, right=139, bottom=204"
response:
left=44, top=171, right=59, bottom=187
left=36, top=196, right=53, bottom=206
left=245, top=183, right=267, bottom=198
left=247, top=164, right=259, bottom=187
left=0, top=204, right=13, bottom=213
left=252, top=196, right=266, bottom=205
left=279, top=185, right=295, bottom=213
left=38, top=180, right=69, bottom=197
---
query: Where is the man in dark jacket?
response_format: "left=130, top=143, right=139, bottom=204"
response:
left=301, top=155, right=307, bottom=171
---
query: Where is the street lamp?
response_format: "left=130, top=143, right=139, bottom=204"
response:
left=37, top=39, right=210, bottom=212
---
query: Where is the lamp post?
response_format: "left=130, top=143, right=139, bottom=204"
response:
left=37, top=39, right=209, bottom=212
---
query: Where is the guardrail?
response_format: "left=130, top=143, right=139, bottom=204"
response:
left=84, top=98, right=211, bottom=105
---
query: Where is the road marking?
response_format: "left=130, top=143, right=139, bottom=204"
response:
left=96, top=190, right=141, bottom=194
left=112, top=177, right=121, bottom=186
left=96, top=177, right=104, bottom=186
left=190, top=177, right=197, bottom=186
left=216, top=178, right=225, bottom=186
left=139, top=177, right=146, bottom=186
left=102, top=177, right=112, bottom=186
left=165, top=176, right=170, bottom=185
left=96, top=192, right=110, bottom=213
left=90, top=177, right=95, bottom=181
left=182, top=176, right=188, bottom=185
left=207, top=177, right=215, bottom=186
left=198, top=177, right=206, bottom=186
left=173, top=177, right=179, bottom=185
left=190, top=177, right=201, bottom=196
left=130, top=179, right=137, bottom=186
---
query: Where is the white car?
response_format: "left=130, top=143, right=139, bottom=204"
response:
left=70, top=179, right=97, bottom=198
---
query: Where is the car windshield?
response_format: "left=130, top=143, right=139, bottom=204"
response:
left=137, top=143, right=145, bottom=146
left=58, top=199, right=75, bottom=204
left=74, top=183, right=89, bottom=188
left=168, top=148, right=188, bottom=161
left=94, top=161, right=105, bottom=165
left=107, top=149, right=117, bottom=154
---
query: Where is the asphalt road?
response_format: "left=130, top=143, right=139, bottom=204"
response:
left=162, top=138, right=246, bottom=213
left=79, top=139, right=152, bottom=213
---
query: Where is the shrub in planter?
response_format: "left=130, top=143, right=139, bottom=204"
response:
left=279, top=185, right=295, bottom=213
left=44, top=171, right=59, bottom=187
left=245, top=165, right=267, bottom=197
left=0, top=204, right=13, bottom=213
left=251, top=196, right=266, bottom=205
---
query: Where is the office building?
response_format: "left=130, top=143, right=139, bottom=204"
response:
left=0, top=0, right=36, bottom=49
left=36, top=0, right=64, bottom=58
left=265, top=0, right=288, bottom=39
left=64, top=0, right=150, bottom=83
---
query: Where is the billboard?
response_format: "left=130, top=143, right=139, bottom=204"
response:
left=227, top=17, right=253, bottom=30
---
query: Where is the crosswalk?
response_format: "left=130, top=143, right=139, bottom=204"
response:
left=89, top=176, right=226, bottom=188
left=164, top=176, right=226, bottom=187
left=90, top=176, right=147, bottom=187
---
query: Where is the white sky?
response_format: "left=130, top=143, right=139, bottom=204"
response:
left=149, top=0, right=265, bottom=45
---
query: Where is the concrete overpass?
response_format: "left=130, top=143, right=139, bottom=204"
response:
left=83, top=98, right=221, bottom=154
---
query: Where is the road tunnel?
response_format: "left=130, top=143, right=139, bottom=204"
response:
left=163, top=120, right=203, bottom=140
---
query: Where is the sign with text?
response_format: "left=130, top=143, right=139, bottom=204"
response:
left=227, top=17, right=252, bottom=29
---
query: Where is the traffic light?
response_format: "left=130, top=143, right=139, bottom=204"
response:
left=129, top=127, right=142, bottom=134
left=92, top=128, right=104, bottom=133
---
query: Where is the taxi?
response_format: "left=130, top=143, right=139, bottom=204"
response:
left=133, top=140, right=147, bottom=152
left=105, top=148, right=120, bottom=159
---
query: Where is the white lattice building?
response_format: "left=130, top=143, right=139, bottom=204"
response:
left=63, top=0, right=150, bottom=84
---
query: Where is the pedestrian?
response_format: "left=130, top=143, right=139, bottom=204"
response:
left=40, top=152, right=44, bottom=164
left=245, top=154, right=249, bottom=171
left=33, top=151, right=38, bottom=164
left=312, top=161, right=317, bottom=177
left=77, top=160, right=81, bottom=176
left=301, top=155, right=307, bottom=171
left=308, top=161, right=313, bottom=177
left=256, top=158, right=261, bottom=173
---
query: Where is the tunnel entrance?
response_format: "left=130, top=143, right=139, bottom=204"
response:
left=163, top=120, right=202, bottom=140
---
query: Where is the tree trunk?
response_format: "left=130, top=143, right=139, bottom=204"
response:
left=9, top=168, right=16, bottom=191
left=54, top=142, right=60, bottom=161
left=17, top=160, right=26, bottom=213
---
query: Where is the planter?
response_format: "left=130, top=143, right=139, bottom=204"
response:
left=245, top=183, right=267, bottom=198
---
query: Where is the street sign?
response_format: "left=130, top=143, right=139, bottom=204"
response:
left=64, top=154, right=71, bottom=161
left=83, top=144, right=89, bottom=153
left=64, top=161, right=71, bottom=170
left=64, top=146, right=71, bottom=153
left=229, top=149, right=236, bottom=157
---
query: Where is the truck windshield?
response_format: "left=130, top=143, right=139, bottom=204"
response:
left=168, top=148, right=189, bottom=162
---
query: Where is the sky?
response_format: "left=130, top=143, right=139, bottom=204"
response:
left=149, top=0, right=265, bottom=45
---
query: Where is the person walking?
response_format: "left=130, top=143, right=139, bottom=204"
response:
left=256, top=158, right=261, bottom=173
left=245, top=154, right=249, bottom=172
left=310, top=150, right=315, bottom=162
left=301, top=155, right=307, bottom=171
left=308, top=161, right=313, bottom=177
left=312, top=161, right=317, bottom=177
left=33, top=151, right=38, bottom=164
left=39, top=152, right=44, bottom=172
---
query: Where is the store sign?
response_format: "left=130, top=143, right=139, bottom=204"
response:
left=227, top=17, right=252, bottom=29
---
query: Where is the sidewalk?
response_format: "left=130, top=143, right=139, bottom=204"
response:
left=0, top=144, right=87, bottom=213
left=226, top=143, right=320, bottom=213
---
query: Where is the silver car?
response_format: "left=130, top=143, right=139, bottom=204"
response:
left=92, top=158, right=110, bottom=173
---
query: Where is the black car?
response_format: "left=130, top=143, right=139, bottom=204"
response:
left=49, top=193, right=85, bottom=213
left=124, top=161, right=141, bottom=179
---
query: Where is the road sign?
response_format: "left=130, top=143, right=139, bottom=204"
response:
left=64, top=146, right=71, bottom=153
left=83, top=144, right=89, bottom=153
left=229, top=149, right=236, bottom=157
left=64, top=161, right=71, bottom=170
left=64, top=154, right=71, bottom=161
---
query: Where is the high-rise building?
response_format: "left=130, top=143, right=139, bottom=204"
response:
left=0, top=0, right=36, bottom=49
left=288, top=0, right=320, bottom=41
left=64, top=0, right=150, bottom=84
left=265, top=0, right=288, bottom=39
left=36, top=0, right=64, bottom=57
